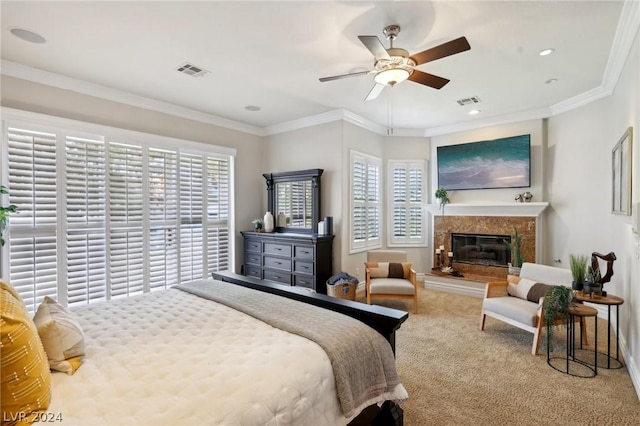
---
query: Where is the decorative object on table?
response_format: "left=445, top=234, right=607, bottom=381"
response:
left=326, top=271, right=359, bottom=301
left=323, top=216, right=333, bottom=235
left=590, top=251, right=616, bottom=295
left=569, top=253, right=588, bottom=291
left=251, top=218, right=263, bottom=232
left=523, top=191, right=533, bottom=202
left=277, top=212, right=286, bottom=227
left=435, top=187, right=450, bottom=214
left=263, top=211, right=274, bottom=233
left=0, top=185, right=19, bottom=246
left=506, top=227, right=524, bottom=275
left=543, top=285, right=575, bottom=343
left=515, top=193, right=524, bottom=202
left=583, top=264, right=602, bottom=296
left=611, top=127, right=633, bottom=215
left=435, top=248, right=442, bottom=270
left=447, top=251, right=454, bottom=268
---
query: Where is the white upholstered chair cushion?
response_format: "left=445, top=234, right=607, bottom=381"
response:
left=369, top=279, right=415, bottom=295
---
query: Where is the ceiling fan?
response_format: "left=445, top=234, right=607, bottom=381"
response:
left=319, top=25, right=470, bottom=101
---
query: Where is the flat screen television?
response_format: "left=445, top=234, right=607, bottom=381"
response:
left=437, top=134, right=531, bottom=190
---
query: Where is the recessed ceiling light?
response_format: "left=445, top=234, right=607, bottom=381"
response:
left=545, top=78, right=558, bottom=84
left=245, top=105, right=261, bottom=112
left=468, top=109, right=481, bottom=115
left=10, top=28, right=46, bottom=44
left=539, top=48, right=554, bottom=56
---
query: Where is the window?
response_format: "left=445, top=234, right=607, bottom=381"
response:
left=387, top=160, right=426, bottom=247
left=350, top=150, right=381, bottom=253
left=1, top=111, right=234, bottom=312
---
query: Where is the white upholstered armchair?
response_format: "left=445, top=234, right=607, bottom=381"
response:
left=365, top=250, right=418, bottom=313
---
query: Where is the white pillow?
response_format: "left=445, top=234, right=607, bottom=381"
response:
left=513, top=277, right=537, bottom=300
left=33, top=296, right=85, bottom=374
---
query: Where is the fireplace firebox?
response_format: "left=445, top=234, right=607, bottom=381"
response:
left=452, top=233, right=511, bottom=268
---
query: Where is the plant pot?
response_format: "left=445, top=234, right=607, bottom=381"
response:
left=508, top=263, right=522, bottom=276
left=583, top=281, right=602, bottom=294
left=571, top=280, right=584, bottom=291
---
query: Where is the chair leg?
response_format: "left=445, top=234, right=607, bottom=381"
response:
left=367, top=292, right=372, bottom=305
left=532, top=321, right=543, bottom=355
left=479, top=312, right=486, bottom=331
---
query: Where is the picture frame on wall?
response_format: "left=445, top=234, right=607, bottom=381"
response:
left=612, top=126, right=633, bottom=215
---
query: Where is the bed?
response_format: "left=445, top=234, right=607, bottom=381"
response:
left=6, top=272, right=408, bottom=425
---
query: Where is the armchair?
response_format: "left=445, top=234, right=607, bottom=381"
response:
left=365, top=250, right=418, bottom=313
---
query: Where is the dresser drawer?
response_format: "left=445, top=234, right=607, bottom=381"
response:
left=264, top=269, right=292, bottom=285
left=294, top=275, right=315, bottom=290
left=294, top=245, right=314, bottom=260
left=245, top=252, right=261, bottom=266
left=294, top=260, right=314, bottom=275
left=243, top=265, right=262, bottom=279
left=264, top=242, right=292, bottom=257
left=264, top=256, right=292, bottom=271
left=245, top=240, right=262, bottom=252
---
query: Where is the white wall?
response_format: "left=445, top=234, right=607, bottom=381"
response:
left=264, top=121, right=343, bottom=271
left=547, top=28, right=640, bottom=395
left=0, top=75, right=265, bottom=274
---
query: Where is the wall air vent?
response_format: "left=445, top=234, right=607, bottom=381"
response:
left=456, top=96, right=481, bottom=106
left=176, top=62, right=210, bottom=78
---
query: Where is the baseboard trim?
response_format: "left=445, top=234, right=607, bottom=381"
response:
left=618, top=325, right=640, bottom=401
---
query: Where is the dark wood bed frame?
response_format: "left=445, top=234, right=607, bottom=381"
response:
left=211, top=271, right=408, bottom=426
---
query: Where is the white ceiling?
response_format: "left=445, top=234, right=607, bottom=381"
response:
left=0, top=1, right=632, bottom=136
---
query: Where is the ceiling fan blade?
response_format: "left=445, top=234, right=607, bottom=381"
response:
left=319, top=70, right=370, bottom=82
left=408, top=70, right=450, bottom=89
left=410, top=36, right=470, bottom=66
left=365, top=83, right=386, bottom=101
left=358, top=35, right=391, bottom=61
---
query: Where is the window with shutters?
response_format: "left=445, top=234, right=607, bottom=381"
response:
left=1, top=111, right=234, bottom=313
left=387, top=160, right=426, bottom=247
left=350, top=150, right=381, bottom=253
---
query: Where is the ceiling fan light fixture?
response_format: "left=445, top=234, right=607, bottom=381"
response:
left=374, top=68, right=410, bottom=87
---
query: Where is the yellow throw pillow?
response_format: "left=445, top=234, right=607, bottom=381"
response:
left=33, top=296, right=85, bottom=375
left=1, top=282, right=51, bottom=426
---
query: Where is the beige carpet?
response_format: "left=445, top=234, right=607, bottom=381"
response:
left=358, top=287, right=640, bottom=426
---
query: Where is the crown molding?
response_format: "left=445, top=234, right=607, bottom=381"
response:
left=0, top=60, right=265, bottom=137
left=601, top=0, right=640, bottom=92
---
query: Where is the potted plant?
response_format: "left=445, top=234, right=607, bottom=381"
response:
left=435, top=187, right=450, bottom=214
left=0, top=185, right=18, bottom=246
left=569, top=254, right=588, bottom=291
left=583, top=264, right=602, bottom=295
left=507, top=227, right=524, bottom=275
left=543, top=285, right=574, bottom=342
left=251, top=218, right=263, bottom=232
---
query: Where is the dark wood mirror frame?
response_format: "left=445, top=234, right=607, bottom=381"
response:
left=263, top=169, right=323, bottom=234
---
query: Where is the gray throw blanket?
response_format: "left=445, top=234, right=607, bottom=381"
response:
left=175, top=279, right=403, bottom=417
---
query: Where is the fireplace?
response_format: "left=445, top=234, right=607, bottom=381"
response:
left=452, top=233, right=511, bottom=268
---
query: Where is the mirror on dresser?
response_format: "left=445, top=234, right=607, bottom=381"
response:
left=263, top=168, right=322, bottom=233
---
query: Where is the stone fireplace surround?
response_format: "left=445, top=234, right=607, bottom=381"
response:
left=430, top=203, right=549, bottom=280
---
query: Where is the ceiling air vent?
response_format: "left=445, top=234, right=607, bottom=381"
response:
left=456, top=96, right=481, bottom=106
left=176, top=62, right=210, bottom=78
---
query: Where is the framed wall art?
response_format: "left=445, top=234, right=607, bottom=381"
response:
left=612, top=126, right=633, bottom=215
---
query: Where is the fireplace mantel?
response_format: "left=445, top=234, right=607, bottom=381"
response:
left=427, top=202, right=549, bottom=217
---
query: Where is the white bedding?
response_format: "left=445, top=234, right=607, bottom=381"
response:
left=47, top=287, right=400, bottom=425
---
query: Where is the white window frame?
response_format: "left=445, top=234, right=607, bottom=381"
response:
left=0, top=108, right=236, bottom=312
left=387, top=159, right=427, bottom=247
left=349, top=150, right=382, bottom=254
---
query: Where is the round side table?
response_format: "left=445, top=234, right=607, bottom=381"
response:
left=575, top=291, right=624, bottom=369
left=547, top=304, right=598, bottom=378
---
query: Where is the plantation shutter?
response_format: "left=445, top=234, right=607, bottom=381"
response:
left=388, top=160, right=426, bottom=247
left=2, top=112, right=234, bottom=313
left=350, top=151, right=381, bottom=253
left=66, top=136, right=107, bottom=305
left=109, top=143, right=144, bottom=298
left=6, top=127, right=58, bottom=312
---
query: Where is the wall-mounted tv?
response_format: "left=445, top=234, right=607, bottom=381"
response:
left=437, top=134, right=531, bottom=190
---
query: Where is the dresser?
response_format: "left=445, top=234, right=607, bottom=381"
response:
left=241, top=231, right=334, bottom=294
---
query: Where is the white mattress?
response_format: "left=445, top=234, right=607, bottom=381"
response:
left=47, top=287, right=361, bottom=425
